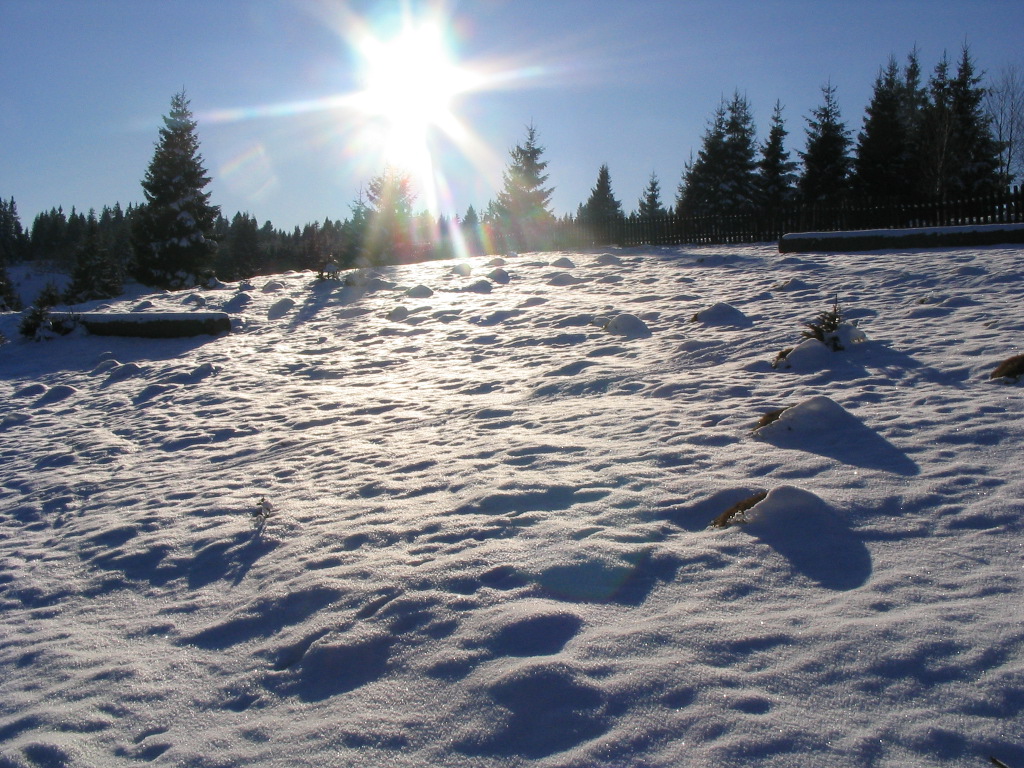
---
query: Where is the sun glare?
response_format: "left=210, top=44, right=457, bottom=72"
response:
left=351, top=16, right=482, bottom=207
left=203, top=4, right=546, bottom=223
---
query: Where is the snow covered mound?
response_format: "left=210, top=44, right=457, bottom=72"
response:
left=753, top=394, right=850, bottom=438
left=691, top=301, right=751, bottom=326
left=604, top=313, right=651, bottom=337
left=1, top=244, right=1023, bottom=768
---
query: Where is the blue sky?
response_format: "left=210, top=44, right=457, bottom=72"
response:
left=3, top=0, right=1023, bottom=232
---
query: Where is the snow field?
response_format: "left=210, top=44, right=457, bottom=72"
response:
left=0, top=243, right=1022, bottom=767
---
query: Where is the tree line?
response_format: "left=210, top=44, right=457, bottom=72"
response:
left=1, top=45, right=1021, bottom=308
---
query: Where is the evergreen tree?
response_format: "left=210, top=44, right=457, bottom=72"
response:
left=913, top=49, right=1002, bottom=197
left=0, top=198, right=29, bottom=265
left=678, top=92, right=758, bottom=215
left=216, top=212, right=262, bottom=280
left=63, top=214, right=123, bottom=304
left=364, top=166, right=416, bottom=264
left=0, top=260, right=18, bottom=312
left=0, top=200, right=21, bottom=310
left=798, top=82, right=852, bottom=204
left=757, top=101, right=798, bottom=210
left=493, top=123, right=554, bottom=250
left=30, top=207, right=69, bottom=262
left=132, top=90, right=220, bottom=288
left=581, top=164, right=623, bottom=222
left=853, top=56, right=915, bottom=199
left=637, top=172, right=666, bottom=219
left=461, top=204, right=483, bottom=255
left=947, top=45, right=1003, bottom=195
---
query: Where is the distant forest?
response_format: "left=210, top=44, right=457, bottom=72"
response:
left=1, top=44, right=1022, bottom=306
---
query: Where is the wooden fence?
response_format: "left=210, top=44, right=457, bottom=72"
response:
left=548, top=186, right=1024, bottom=250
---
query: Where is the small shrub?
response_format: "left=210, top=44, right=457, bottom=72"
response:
left=19, top=305, right=77, bottom=340
left=35, top=282, right=62, bottom=310
left=802, top=295, right=844, bottom=351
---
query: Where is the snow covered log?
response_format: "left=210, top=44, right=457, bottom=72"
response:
left=779, top=222, right=1024, bottom=253
left=60, top=312, right=231, bottom=338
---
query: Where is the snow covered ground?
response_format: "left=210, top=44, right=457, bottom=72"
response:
left=0, top=243, right=1022, bottom=768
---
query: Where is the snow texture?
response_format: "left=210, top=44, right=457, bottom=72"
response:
left=1, top=243, right=1023, bottom=768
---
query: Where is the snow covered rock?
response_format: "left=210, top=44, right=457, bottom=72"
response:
left=752, top=395, right=850, bottom=440
left=406, top=284, right=433, bottom=298
left=773, top=338, right=833, bottom=371
left=488, top=268, right=510, bottom=284
left=691, top=302, right=751, bottom=326
left=604, top=313, right=651, bottom=338
left=547, top=272, right=582, bottom=286
left=387, top=305, right=410, bottom=322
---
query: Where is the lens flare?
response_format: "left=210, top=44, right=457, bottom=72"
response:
left=199, top=2, right=553, bottom=224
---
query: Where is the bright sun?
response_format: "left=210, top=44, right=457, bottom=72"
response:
left=353, top=19, right=479, bottom=190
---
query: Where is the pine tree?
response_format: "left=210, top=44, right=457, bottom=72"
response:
left=798, top=82, right=852, bottom=204
left=363, top=166, right=416, bottom=264
left=0, top=198, right=29, bottom=265
left=132, top=90, right=220, bottom=288
left=216, top=212, right=262, bottom=280
left=637, top=172, right=666, bottom=219
left=853, top=57, right=915, bottom=200
left=581, top=164, right=623, bottom=222
left=0, top=261, right=18, bottom=312
left=461, top=204, right=483, bottom=255
left=720, top=91, right=759, bottom=211
left=64, top=214, right=123, bottom=304
left=0, top=200, right=21, bottom=309
left=757, top=101, right=798, bottom=210
left=914, top=49, right=1002, bottom=198
left=948, top=45, right=1003, bottom=195
left=493, top=123, right=554, bottom=250
left=678, top=92, right=758, bottom=215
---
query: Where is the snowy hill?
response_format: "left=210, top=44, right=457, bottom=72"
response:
left=0, top=244, right=1022, bottom=768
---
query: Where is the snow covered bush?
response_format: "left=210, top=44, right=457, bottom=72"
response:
left=802, top=296, right=844, bottom=351
left=18, top=305, right=77, bottom=340
left=775, top=297, right=865, bottom=368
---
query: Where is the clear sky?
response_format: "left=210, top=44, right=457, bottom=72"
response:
left=3, top=0, right=1023, bottom=232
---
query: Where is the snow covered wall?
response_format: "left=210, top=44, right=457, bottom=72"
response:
left=780, top=221, right=1024, bottom=252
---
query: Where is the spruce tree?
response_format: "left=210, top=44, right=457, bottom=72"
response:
left=798, top=82, right=852, bottom=204
left=720, top=91, right=759, bottom=211
left=757, top=101, right=798, bottom=210
left=132, top=90, right=220, bottom=288
left=216, top=212, right=262, bottom=280
left=853, top=56, right=914, bottom=200
left=948, top=45, right=1003, bottom=195
left=678, top=92, right=758, bottom=215
left=0, top=198, right=29, bottom=265
left=494, top=123, right=554, bottom=250
left=581, top=164, right=623, bottom=222
left=64, top=215, right=123, bottom=304
left=678, top=102, right=727, bottom=215
left=637, top=172, right=666, bottom=219
left=361, top=166, right=416, bottom=264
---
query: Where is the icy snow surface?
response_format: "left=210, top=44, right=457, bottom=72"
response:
left=1, top=244, right=1022, bottom=768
